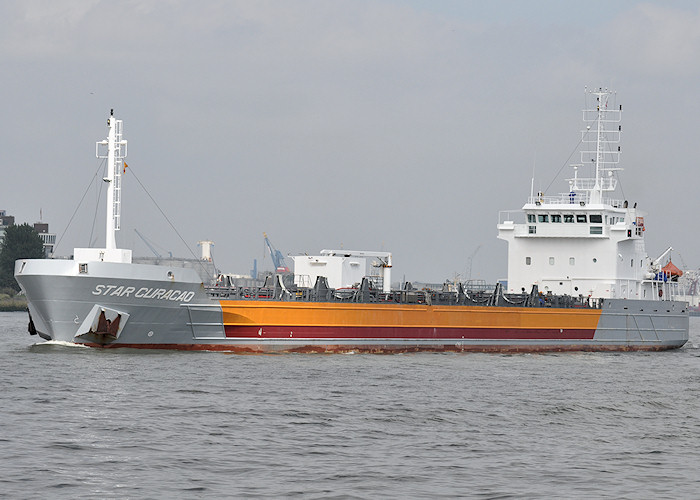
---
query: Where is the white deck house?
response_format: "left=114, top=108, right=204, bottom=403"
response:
left=498, top=89, right=671, bottom=300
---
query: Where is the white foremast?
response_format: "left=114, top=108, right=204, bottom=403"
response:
left=97, top=110, right=128, bottom=250
left=74, top=110, right=132, bottom=264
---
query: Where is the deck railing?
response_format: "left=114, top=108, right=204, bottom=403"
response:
left=205, top=282, right=602, bottom=309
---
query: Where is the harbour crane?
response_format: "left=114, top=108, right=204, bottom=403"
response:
left=263, top=232, right=289, bottom=273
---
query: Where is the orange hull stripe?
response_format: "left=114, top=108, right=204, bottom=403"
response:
left=220, top=300, right=602, bottom=330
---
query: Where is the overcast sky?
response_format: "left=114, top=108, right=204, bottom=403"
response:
left=2, top=0, right=700, bottom=283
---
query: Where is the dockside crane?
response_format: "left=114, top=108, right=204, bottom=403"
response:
left=263, top=232, right=290, bottom=273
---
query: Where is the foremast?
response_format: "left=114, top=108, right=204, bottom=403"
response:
left=74, top=110, right=132, bottom=263
left=97, top=110, right=127, bottom=250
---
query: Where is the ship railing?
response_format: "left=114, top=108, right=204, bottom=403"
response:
left=606, top=198, right=626, bottom=208
left=525, top=193, right=627, bottom=208
left=463, top=280, right=492, bottom=292
left=205, top=285, right=277, bottom=300
left=527, top=194, right=587, bottom=205
left=205, top=283, right=602, bottom=309
left=639, top=278, right=682, bottom=302
left=567, top=178, right=617, bottom=191
left=501, top=195, right=629, bottom=215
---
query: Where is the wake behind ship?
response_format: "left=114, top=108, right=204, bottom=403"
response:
left=15, top=92, right=689, bottom=352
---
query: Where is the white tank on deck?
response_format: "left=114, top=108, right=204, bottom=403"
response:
left=292, top=250, right=392, bottom=292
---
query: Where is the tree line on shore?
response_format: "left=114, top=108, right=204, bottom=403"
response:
left=0, top=223, right=45, bottom=295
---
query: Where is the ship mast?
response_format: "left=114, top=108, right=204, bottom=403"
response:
left=574, top=88, right=622, bottom=205
left=96, top=110, right=127, bottom=250
left=593, top=89, right=608, bottom=201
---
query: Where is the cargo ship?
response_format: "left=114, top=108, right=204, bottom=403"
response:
left=14, top=90, right=689, bottom=352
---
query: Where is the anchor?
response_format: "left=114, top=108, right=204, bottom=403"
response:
left=74, top=305, right=130, bottom=345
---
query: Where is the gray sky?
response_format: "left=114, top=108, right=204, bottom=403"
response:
left=2, top=0, right=700, bottom=283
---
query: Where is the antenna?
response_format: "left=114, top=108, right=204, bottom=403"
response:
left=530, top=151, right=536, bottom=199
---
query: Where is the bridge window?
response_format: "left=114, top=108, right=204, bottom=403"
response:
left=576, top=214, right=587, bottom=223
left=551, top=214, right=562, bottom=223
left=527, top=214, right=536, bottom=223
left=590, top=214, right=602, bottom=223
left=538, top=214, right=549, bottom=223
left=564, top=214, right=574, bottom=223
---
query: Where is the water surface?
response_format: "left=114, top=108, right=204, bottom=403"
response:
left=2, top=312, right=699, bottom=498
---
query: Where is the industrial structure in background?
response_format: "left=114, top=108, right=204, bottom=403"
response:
left=671, top=259, right=700, bottom=315
left=211, top=233, right=289, bottom=289
left=263, top=232, right=289, bottom=273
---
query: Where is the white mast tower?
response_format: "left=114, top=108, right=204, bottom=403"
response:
left=74, top=110, right=132, bottom=264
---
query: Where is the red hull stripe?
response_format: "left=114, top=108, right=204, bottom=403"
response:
left=223, top=325, right=596, bottom=340
left=79, top=342, right=673, bottom=354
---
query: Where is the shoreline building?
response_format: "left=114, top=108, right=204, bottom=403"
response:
left=0, top=210, right=16, bottom=246
left=33, top=222, right=56, bottom=258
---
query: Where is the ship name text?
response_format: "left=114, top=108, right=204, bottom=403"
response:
left=92, top=284, right=196, bottom=302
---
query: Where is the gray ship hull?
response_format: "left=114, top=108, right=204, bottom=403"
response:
left=15, top=259, right=689, bottom=352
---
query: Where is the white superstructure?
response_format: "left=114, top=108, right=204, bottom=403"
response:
left=498, top=88, right=671, bottom=300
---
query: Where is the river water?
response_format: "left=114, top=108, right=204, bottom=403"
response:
left=2, top=311, right=699, bottom=499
